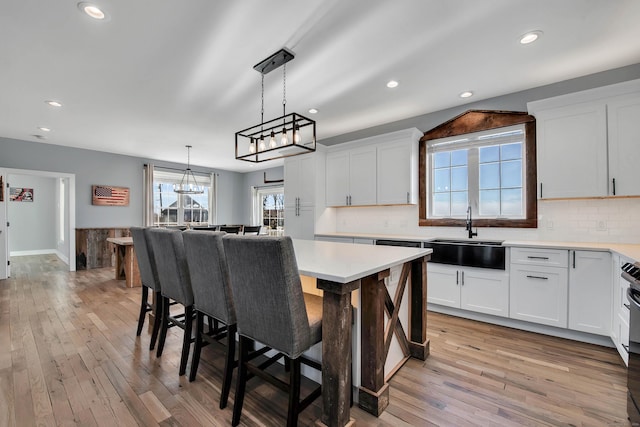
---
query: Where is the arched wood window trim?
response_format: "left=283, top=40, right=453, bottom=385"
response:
left=419, top=110, right=537, bottom=228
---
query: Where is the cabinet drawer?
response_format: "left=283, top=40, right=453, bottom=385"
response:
left=510, top=247, right=568, bottom=267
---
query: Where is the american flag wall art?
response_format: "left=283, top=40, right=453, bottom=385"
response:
left=92, top=185, right=130, bottom=206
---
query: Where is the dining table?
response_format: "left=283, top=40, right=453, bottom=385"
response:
left=291, top=239, right=432, bottom=427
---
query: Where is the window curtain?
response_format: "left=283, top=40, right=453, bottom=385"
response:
left=209, top=172, right=218, bottom=225
left=143, top=164, right=154, bottom=226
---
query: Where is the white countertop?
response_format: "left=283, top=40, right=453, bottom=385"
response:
left=314, top=232, right=640, bottom=262
left=292, top=238, right=432, bottom=283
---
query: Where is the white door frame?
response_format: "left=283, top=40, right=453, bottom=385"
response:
left=1, top=167, right=76, bottom=277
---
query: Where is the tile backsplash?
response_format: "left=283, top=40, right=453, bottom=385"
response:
left=333, top=198, right=640, bottom=244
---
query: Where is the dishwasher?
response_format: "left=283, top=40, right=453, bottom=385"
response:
left=375, top=239, right=422, bottom=248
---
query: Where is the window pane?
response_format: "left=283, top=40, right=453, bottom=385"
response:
left=502, top=189, right=522, bottom=216
left=434, top=152, right=450, bottom=168
left=501, top=142, right=522, bottom=160
left=479, top=145, right=499, bottom=163
left=501, top=160, right=522, bottom=188
left=451, top=149, right=468, bottom=167
left=433, top=169, right=450, bottom=192
left=451, top=192, right=468, bottom=216
left=451, top=167, right=468, bottom=191
left=479, top=190, right=500, bottom=216
left=479, top=163, right=500, bottom=189
left=433, top=193, right=450, bottom=217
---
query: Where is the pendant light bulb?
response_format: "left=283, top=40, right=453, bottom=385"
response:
left=259, top=136, right=266, bottom=151
left=293, top=124, right=301, bottom=144
left=249, top=138, right=256, bottom=153
left=281, top=128, right=288, bottom=145
left=269, top=131, right=277, bottom=148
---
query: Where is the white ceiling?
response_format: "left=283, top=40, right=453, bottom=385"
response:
left=2, top=0, right=640, bottom=173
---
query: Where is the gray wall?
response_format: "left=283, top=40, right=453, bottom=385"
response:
left=320, top=63, right=640, bottom=146
left=7, top=174, right=56, bottom=253
left=0, top=138, right=246, bottom=228
left=239, top=166, right=284, bottom=225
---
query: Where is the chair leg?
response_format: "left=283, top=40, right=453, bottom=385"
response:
left=189, top=311, right=204, bottom=382
left=286, top=357, right=302, bottom=427
left=179, top=305, right=194, bottom=376
left=232, top=336, right=249, bottom=427
left=156, top=296, right=170, bottom=357
left=220, top=323, right=236, bottom=409
left=136, top=285, right=149, bottom=336
left=149, top=291, right=163, bottom=351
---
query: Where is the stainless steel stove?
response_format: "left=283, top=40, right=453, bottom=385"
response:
left=623, top=261, right=640, bottom=426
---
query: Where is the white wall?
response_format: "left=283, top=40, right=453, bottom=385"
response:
left=7, top=174, right=57, bottom=254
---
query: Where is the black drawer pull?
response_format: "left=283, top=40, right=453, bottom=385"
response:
left=623, top=344, right=630, bottom=353
left=526, top=275, right=549, bottom=280
left=625, top=303, right=631, bottom=310
left=527, top=256, right=550, bottom=260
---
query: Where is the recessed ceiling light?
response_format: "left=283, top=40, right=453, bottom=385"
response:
left=38, top=127, right=51, bottom=132
left=386, top=80, right=399, bottom=88
left=308, top=108, right=318, bottom=114
left=459, top=91, right=473, bottom=98
left=45, top=100, right=62, bottom=107
left=77, top=2, right=107, bottom=20
left=520, top=30, right=543, bottom=45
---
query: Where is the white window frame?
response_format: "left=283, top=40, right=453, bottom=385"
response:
left=151, top=168, right=215, bottom=226
left=427, top=124, right=526, bottom=219
left=252, top=185, right=284, bottom=235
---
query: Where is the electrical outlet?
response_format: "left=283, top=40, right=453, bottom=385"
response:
left=597, top=220, right=607, bottom=231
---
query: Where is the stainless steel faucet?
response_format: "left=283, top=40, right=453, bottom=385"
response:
left=466, top=206, right=478, bottom=239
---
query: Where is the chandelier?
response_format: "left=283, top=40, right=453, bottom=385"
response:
left=235, top=48, right=316, bottom=163
left=174, top=145, right=204, bottom=194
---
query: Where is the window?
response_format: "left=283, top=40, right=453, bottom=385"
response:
left=253, top=186, right=284, bottom=235
left=152, top=169, right=214, bottom=226
left=419, top=110, right=537, bottom=228
left=430, top=126, right=524, bottom=218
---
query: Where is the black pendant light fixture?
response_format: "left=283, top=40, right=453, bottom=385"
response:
left=235, top=48, right=316, bottom=163
left=174, top=145, right=204, bottom=194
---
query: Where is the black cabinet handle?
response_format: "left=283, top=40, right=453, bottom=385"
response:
left=623, top=344, right=629, bottom=353
left=461, top=271, right=464, bottom=286
left=540, top=182, right=543, bottom=198
left=613, top=178, right=616, bottom=196
left=572, top=251, right=576, bottom=269
left=625, top=303, right=631, bottom=310
left=526, top=275, right=549, bottom=280
left=456, top=271, right=459, bottom=285
left=527, top=256, right=549, bottom=260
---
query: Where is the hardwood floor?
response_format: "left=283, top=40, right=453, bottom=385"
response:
left=0, top=255, right=631, bottom=426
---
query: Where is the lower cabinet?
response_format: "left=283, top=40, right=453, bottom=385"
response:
left=510, top=264, right=568, bottom=328
left=427, top=263, right=509, bottom=318
left=284, top=206, right=315, bottom=240
left=568, top=250, right=611, bottom=336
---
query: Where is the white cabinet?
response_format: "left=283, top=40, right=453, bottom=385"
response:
left=326, top=146, right=376, bottom=206
left=284, top=149, right=326, bottom=240
left=326, top=128, right=421, bottom=207
left=568, top=250, right=611, bottom=336
left=510, top=248, right=569, bottom=328
left=528, top=79, right=640, bottom=199
left=534, top=102, right=608, bottom=198
left=376, top=134, right=420, bottom=205
left=427, top=263, right=509, bottom=317
left=607, top=93, right=640, bottom=196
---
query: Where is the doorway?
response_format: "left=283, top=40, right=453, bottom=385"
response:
left=0, top=168, right=75, bottom=279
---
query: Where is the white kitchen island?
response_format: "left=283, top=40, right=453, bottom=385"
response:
left=291, top=239, right=432, bottom=427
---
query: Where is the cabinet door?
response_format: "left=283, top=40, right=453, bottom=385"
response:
left=349, top=147, right=377, bottom=206
left=297, top=155, right=317, bottom=207
left=460, top=267, right=509, bottom=318
left=284, top=206, right=315, bottom=240
left=326, top=151, right=350, bottom=206
left=568, top=251, right=612, bottom=335
left=426, top=264, right=460, bottom=308
left=619, top=313, right=630, bottom=366
left=510, top=265, right=568, bottom=327
left=536, top=102, right=608, bottom=198
left=284, top=157, right=301, bottom=208
left=607, top=94, right=640, bottom=196
left=376, top=140, right=416, bottom=205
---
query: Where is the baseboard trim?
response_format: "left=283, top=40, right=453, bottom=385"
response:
left=10, top=249, right=57, bottom=257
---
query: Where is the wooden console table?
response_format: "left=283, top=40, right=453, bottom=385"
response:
left=106, top=237, right=140, bottom=288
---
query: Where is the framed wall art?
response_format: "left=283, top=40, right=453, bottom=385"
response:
left=92, top=185, right=130, bottom=206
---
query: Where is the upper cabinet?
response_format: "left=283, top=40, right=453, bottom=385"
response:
left=528, top=79, right=640, bottom=199
left=325, top=128, right=421, bottom=207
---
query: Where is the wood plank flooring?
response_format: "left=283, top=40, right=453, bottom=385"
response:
left=0, top=254, right=631, bottom=426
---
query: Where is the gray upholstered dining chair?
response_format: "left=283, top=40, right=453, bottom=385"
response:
left=223, top=235, right=323, bottom=427
left=130, top=227, right=163, bottom=350
left=147, top=227, right=195, bottom=376
left=219, top=225, right=242, bottom=234
left=182, top=230, right=237, bottom=409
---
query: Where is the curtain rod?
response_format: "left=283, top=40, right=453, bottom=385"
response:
left=145, top=164, right=218, bottom=176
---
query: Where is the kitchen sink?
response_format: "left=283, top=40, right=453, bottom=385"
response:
left=423, top=238, right=506, bottom=270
